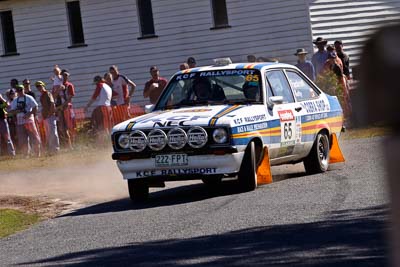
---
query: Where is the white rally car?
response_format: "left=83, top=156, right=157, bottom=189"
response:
left=111, top=59, right=345, bottom=201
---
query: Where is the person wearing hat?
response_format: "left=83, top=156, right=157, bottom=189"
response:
left=334, top=40, right=350, bottom=79
left=143, top=66, right=168, bottom=104
left=9, top=84, right=41, bottom=157
left=294, top=48, right=315, bottom=81
left=311, top=37, right=329, bottom=76
left=85, top=76, right=112, bottom=136
left=0, top=92, right=15, bottom=156
left=187, top=57, right=197, bottom=68
left=35, top=81, right=60, bottom=155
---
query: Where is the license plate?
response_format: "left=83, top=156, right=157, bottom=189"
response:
left=155, top=154, right=188, bottom=167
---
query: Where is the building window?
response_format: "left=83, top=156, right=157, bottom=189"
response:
left=0, top=10, right=18, bottom=55
left=211, top=0, right=230, bottom=29
left=137, top=0, right=157, bottom=38
left=66, top=1, right=86, bottom=47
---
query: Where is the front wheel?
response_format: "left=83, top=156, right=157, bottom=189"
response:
left=238, top=141, right=258, bottom=191
left=304, top=132, right=330, bottom=174
left=128, top=179, right=149, bottom=202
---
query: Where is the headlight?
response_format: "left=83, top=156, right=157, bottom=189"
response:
left=212, top=128, right=228, bottom=144
left=118, top=133, right=130, bottom=149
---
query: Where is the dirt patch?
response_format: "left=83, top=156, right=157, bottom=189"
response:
left=0, top=146, right=128, bottom=217
left=0, top=196, right=82, bottom=219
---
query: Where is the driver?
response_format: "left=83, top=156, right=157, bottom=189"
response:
left=193, top=77, right=212, bottom=101
left=243, top=83, right=260, bottom=101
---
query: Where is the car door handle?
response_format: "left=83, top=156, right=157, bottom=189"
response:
left=295, top=107, right=302, bottom=112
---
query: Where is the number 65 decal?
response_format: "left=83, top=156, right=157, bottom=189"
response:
left=283, top=122, right=293, bottom=140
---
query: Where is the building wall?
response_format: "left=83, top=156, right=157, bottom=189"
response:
left=310, top=0, right=400, bottom=67
left=0, top=0, right=313, bottom=107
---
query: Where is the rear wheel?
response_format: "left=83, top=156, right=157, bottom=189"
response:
left=304, top=132, right=330, bottom=174
left=238, top=141, right=258, bottom=191
left=128, top=179, right=149, bottom=202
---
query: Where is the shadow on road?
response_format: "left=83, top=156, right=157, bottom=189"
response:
left=21, top=205, right=389, bottom=267
left=63, top=169, right=312, bottom=217
left=63, top=180, right=245, bottom=217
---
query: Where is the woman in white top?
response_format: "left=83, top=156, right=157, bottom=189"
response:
left=85, top=76, right=112, bottom=134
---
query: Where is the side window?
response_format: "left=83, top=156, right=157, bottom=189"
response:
left=137, top=0, right=156, bottom=38
left=266, top=70, right=294, bottom=104
left=286, top=71, right=319, bottom=101
left=0, top=10, right=17, bottom=55
left=66, top=1, right=86, bottom=46
left=211, top=0, right=230, bottom=29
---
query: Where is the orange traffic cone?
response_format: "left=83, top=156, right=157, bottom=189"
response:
left=329, top=133, right=345, bottom=164
left=257, top=146, right=273, bottom=185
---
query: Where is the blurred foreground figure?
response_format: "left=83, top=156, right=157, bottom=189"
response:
left=358, top=24, right=400, bottom=267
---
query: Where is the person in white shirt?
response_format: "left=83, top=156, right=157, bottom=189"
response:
left=109, top=65, right=136, bottom=123
left=85, top=76, right=112, bottom=134
left=9, top=85, right=41, bottom=157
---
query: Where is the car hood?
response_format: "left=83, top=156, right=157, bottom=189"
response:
left=112, top=104, right=267, bottom=132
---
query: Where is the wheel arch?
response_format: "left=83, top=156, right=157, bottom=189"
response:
left=247, top=137, right=263, bottom=165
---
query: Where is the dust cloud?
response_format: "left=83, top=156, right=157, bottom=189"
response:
left=0, top=155, right=127, bottom=204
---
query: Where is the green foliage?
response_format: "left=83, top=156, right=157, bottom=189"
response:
left=0, top=209, right=40, bottom=238
left=315, top=71, right=345, bottom=108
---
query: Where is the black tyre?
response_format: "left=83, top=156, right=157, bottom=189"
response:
left=238, top=141, right=258, bottom=191
left=128, top=179, right=149, bottom=202
left=304, top=132, right=330, bottom=174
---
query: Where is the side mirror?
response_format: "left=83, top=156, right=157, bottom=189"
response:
left=145, top=104, right=154, bottom=113
left=268, top=96, right=284, bottom=106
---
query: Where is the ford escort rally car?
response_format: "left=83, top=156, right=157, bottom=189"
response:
left=111, top=60, right=345, bottom=201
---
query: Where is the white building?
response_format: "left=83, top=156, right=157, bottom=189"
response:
left=0, top=0, right=399, bottom=107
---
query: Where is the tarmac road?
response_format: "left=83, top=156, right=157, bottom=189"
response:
left=0, top=137, right=389, bottom=266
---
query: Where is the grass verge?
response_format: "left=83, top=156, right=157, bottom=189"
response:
left=343, top=126, right=391, bottom=140
left=0, top=209, right=40, bottom=238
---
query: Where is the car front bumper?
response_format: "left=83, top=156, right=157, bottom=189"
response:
left=116, top=152, right=245, bottom=180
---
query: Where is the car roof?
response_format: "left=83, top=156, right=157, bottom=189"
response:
left=175, top=62, right=298, bottom=75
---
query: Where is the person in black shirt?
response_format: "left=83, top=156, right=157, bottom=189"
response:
left=22, top=79, right=36, bottom=100
left=334, top=40, right=350, bottom=79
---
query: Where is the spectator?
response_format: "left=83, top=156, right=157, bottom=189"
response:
left=334, top=40, right=350, bottom=79
left=5, top=89, right=17, bottom=147
left=103, top=72, right=117, bottom=106
left=109, top=65, right=136, bottom=123
left=59, top=70, right=76, bottom=148
left=10, top=79, right=18, bottom=90
left=312, top=37, right=329, bottom=76
left=143, top=66, right=168, bottom=104
left=9, top=85, right=41, bottom=157
left=294, top=48, right=315, bottom=81
left=51, top=65, right=63, bottom=95
left=109, top=65, right=136, bottom=104
left=247, top=54, right=256, bottom=63
left=84, top=76, right=112, bottom=135
left=187, top=57, right=197, bottom=68
left=104, top=72, right=113, bottom=87
left=0, top=93, right=15, bottom=156
left=35, top=81, right=60, bottom=155
left=22, top=79, right=36, bottom=100
left=323, top=52, right=351, bottom=120
left=179, top=63, right=189, bottom=71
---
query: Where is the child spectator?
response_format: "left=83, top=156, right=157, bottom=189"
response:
left=51, top=65, right=64, bottom=97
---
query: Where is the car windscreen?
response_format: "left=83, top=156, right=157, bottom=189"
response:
left=154, top=69, right=263, bottom=110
